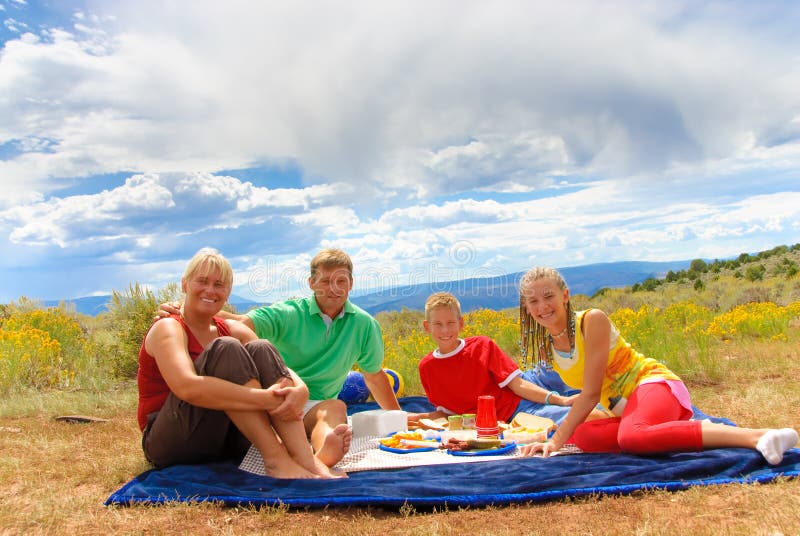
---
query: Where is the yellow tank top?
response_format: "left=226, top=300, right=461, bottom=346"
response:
left=553, top=310, right=680, bottom=412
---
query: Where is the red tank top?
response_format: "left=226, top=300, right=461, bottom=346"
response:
left=136, top=314, right=231, bottom=430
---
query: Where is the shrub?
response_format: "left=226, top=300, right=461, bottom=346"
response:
left=745, top=264, right=766, bottom=282
left=690, top=259, right=708, bottom=272
left=100, top=282, right=181, bottom=379
left=382, top=330, right=429, bottom=396
left=0, top=305, right=103, bottom=393
left=694, top=279, right=705, bottom=291
left=610, top=303, right=719, bottom=382
left=375, top=308, right=424, bottom=341
left=461, top=308, right=519, bottom=358
left=706, top=301, right=796, bottom=341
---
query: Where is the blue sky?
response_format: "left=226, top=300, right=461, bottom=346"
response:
left=2, top=0, right=800, bottom=304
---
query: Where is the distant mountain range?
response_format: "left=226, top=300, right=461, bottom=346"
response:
left=45, top=260, right=690, bottom=316
left=351, top=260, right=691, bottom=314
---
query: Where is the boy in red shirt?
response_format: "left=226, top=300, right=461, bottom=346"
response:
left=408, top=292, right=606, bottom=427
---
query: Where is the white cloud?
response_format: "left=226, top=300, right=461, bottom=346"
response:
left=1, top=172, right=337, bottom=248
left=2, top=1, right=799, bottom=204
left=3, top=17, right=28, bottom=33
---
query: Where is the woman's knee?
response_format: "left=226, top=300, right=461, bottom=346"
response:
left=209, top=335, right=246, bottom=353
left=244, top=339, right=280, bottom=361
left=571, top=418, right=622, bottom=453
left=200, top=337, right=257, bottom=382
left=244, top=340, right=290, bottom=385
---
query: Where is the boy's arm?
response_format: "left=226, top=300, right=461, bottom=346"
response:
left=507, top=376, right=575, bottom=406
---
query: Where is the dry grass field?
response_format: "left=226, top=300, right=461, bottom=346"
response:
left=2, top=339, right=799, bottom=536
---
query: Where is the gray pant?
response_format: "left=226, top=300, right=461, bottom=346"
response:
left=142, top=337, right=290, bottom=467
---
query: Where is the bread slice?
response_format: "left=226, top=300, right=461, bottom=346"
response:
left=510, top=412, right=556, bottom=433
left=418, top=417, right=448, bottom=430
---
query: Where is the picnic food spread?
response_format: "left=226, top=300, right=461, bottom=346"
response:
left=379, top=431, right=439, bottom=450
left=440, top=437, right=503, bottom=451
left=373, top=409, right=555, bottom=456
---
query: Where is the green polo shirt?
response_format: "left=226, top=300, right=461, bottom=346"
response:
left=246, top=296, right=384, bottom=400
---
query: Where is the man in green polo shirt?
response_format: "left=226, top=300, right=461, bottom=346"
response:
left=161, top=248, right=400, bottom=468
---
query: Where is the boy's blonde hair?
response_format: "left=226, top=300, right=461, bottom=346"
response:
left=310, top=248, right=353, bottom=279
left=183, top=247, right=233, bottom=290
left=424, top=292, right=462, bottom=320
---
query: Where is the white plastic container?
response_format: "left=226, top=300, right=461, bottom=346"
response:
left=351, top=409, right=408, bottom=438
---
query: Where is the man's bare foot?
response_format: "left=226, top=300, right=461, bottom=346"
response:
left=316, top=423, right=352, bottom=467
left=263, top=459, right=320, bottom=479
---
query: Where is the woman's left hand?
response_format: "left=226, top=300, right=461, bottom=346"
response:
left=519, top=438, right=562, bottom=458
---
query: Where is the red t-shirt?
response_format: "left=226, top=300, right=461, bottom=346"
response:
left=136, top=315, right=230, bottom=431
left=418, top=335, right=521, bottom=422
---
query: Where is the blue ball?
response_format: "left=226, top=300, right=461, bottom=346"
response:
left=338, top=371, right=370, bottom=404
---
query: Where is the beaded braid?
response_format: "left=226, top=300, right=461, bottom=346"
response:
left=518, top=267, right=575, bottom=370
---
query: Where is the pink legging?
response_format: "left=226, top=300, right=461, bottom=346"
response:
left=569, top=382, right=703, bottom=454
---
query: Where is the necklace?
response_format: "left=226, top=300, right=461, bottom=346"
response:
left=550, top=326, right=568, bottom=339
left=548, top=314, right=575, bottom=360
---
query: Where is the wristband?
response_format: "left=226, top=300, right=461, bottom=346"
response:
left=544, top=391, right=556, bottom=405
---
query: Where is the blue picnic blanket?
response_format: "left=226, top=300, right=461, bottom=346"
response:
left=105, top=397, right=800, bottom=508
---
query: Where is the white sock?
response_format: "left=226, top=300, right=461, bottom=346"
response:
left=756, top=428, right=799, bottom=465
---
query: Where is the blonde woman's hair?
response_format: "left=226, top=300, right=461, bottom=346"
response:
left=424, top=292, right=462, bottom=320
left=183, top=248, right=233, bottom=290
left=310, top=248, right=353, bottom=279
left=518, top=267, right=573, bottom=369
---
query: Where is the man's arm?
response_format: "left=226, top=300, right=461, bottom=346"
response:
left=216, top=309, right=255, bottom=329
left=362, top=370, right=401, bottom=410
left=156, top=301, right=255, bottom=330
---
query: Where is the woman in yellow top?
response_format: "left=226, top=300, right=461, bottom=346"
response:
left=517, top=267, right=798, bottom=464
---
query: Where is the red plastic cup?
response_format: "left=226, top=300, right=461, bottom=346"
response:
left=476, top=395, right=499, bottom=438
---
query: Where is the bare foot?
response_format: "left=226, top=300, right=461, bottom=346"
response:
left=312, top=456, right=348, bottom=479
left=316, top=423, right=352, bottom=467
left=295, top=448, right=349, bottom=478
left=263, top=459, right=320, bottom=479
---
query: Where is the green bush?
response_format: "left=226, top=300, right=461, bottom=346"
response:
left=745, top=264, right=766, bottom=282
left=690, top=259, right=708, bottom=272
left=99, top=282, right=181, bottom=379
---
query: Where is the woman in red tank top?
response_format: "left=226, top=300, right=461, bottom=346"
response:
left=137, top=248, right=343, bottom=479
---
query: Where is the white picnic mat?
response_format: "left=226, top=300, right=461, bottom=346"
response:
left=239, top=435, right=582, bottom=475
